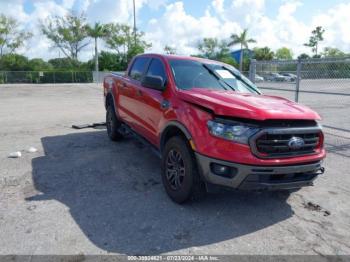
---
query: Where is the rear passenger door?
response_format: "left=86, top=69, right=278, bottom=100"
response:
left=118, top=57, right=150, bottom=130
left=136, top=58, right=168, bottom=145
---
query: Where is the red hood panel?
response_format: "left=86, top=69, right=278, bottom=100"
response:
left=178, top=88, right=320, bottom=121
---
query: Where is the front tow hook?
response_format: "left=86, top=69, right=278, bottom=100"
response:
left=317, top=167, right=325, bottom=175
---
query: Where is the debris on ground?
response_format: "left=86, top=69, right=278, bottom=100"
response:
left=303, top=201, right=331, bottom=216
left=8, top=151, right=22, bottom=158
left=324, top=210, right=331, bottom=216
left=72, top=122, right=106, bottom=129
left=26, top=146, right=38, bottom=153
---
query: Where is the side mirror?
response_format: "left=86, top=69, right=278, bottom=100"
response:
left=141, top=76, right=165, bottom=91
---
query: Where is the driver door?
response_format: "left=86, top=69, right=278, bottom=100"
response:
left=136, top=58, right=168, bottom=145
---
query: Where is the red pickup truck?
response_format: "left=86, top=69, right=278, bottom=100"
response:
left=103, top=54, right=325, bottom=203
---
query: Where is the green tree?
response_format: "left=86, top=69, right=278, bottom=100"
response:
left=127, top=35, right=151, bottom=61
left=215, top=40, right=239, bottom=67
left=89, top=51, right=127, bottom=71
left=197, top=38, right=220, bottom=59
left=0, top=14, right=32, bottom=57
left=41, top=12, right=89, bottom=60
left=28, top=58, right=53, bottom=71
left=164, top=45, right=177, bottom=55
left=196, top=38, right=238, bottom=67
left=298, top=53, right=310, bottom=60
left=218, top=56, right=239, bottom=67
left=228, top=29, right=256, bottom=71
left=104, top=23, right=151, bottom=63
left=304, top=26, right=325, bottom=57
left=253, top=47, right=274, bottom=60
left=86, top=22, right=109, bottom=72
left=0, top=53, right=30, bottom=71
left=322, top=47, right=346, bottom=58
left=104, top=24, right=127, bottom=55
left=48, top=57, right=82, bottom=70
left=275, top=47, right=293, bottom=60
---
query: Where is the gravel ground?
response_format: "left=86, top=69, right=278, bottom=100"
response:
left=0, top=83, right=349, bottom=256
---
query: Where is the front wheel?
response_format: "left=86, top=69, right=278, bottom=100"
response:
left=161, top=136, right=205, bottom=204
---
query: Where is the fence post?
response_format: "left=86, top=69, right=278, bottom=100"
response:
left=249, top=59, right=257, bottom=83
left=295, top=58, right=302, bottom=102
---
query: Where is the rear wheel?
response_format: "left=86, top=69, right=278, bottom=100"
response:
left=161, top=136, right=205, bottom=203
left=106, top=104, right=123, bottom=141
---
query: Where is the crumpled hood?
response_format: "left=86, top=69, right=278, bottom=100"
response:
left=178, top=88, right=321, bottom=121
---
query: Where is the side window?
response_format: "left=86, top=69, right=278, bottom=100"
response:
left=146, top=58, right=167, bottom=84
left=129, top=57, right=149, bottom=81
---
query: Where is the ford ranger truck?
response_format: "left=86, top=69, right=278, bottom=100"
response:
left=103, top=54, right=325, bottom=203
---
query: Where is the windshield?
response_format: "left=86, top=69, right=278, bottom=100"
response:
left=169, top=59, right=260, bottom=94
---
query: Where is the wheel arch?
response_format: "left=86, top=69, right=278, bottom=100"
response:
left=105, top=92, right=114, bottom=109
left=160, top=121, right=193, bottom=154
left=105, top=90, right=121, bottom=119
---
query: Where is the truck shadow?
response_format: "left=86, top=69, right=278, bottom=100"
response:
left=28, top=130, right=293, bottom=254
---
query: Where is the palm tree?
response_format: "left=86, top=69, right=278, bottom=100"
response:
left=86, top=22, right=109, bottom=72
left=228, top=29, right=256, bottom=72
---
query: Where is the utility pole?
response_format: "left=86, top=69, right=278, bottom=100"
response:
left=133, top=0, right=137, bottom=46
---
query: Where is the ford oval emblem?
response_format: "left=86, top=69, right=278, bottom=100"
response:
left=288, top=137, right=305, bottom=150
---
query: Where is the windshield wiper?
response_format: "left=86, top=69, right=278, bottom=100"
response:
left=223, top=66, right=261, bottom=94
left=204, top=64, right=238, bottom=91
left=202, top=64, right=234, bottom=91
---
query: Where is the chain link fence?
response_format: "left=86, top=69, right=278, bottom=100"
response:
left=249, top=57, right=350, bottom=158
left=0, top=71, right=93, bottom=84
left=0, top=71, right=128, bottom=84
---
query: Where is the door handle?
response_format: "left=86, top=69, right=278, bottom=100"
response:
left=122, top=83, right=127, bottom=88
left=161, top=100, right=170, bottom=109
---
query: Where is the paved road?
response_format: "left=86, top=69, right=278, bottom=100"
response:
left=0, top=84, right=349, bottom=255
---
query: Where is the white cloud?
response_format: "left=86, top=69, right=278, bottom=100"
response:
left=0, top=0, right=71, bottom=60
left=145, top=1, right=241, bottom=55
left=85, top=0, right=165, bottom=24
left=222, top=0, right=266, bottom=27
left=86, top=0, right=136, bottom=24
left=147, top=0, right=168, bottom=10
left=251, top=1, right=310, bottom=55
left=278, top=0, right=301, bottom=17
left=0, top=0, right=349, bottom=61
left=0, top=0, right=28, bottom=22
left=206, top=0, right=350, bottom=56
left=211, top=0, right=224, bottom=13
left=19, top=1, right=70, bottom=59
left=311, top=2, right=350, bottom=52
left=0, top=0, right=150, bottom=61
left=253, top=1, right=350, bottom=54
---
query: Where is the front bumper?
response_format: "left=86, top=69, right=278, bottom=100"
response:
left=195, top=153, right=324, bottom=191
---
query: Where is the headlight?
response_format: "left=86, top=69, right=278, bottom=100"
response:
left=207, top=120, right=259, bottom=144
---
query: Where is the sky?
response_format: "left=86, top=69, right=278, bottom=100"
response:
left=0, top=0, right=349, bottom=61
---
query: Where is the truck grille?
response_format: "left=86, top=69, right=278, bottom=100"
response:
left=250, top=127, right=322, bottom=158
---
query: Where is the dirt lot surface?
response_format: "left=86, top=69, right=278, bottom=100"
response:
left=0, top=83, right=349, bottom=255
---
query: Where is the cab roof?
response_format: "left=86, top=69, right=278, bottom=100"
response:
left=135, top=53, right=225, bottom=65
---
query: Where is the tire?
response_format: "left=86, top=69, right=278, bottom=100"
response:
left=161, top=136, right=206, bottom=204
left=106, top=104, right=123, bottom=141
